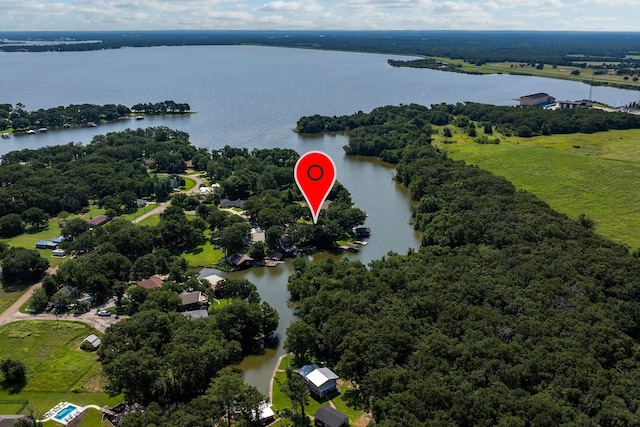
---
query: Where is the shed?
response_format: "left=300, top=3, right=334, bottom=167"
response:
left=51, top=235, right=66, bottom=244
left=52, top=248, right=67, bottom=257
left=36, top=240, right=57, bottom=249
left=83, top=334, right=101, bottom=349
left=314, top=406, right=348, bottom=427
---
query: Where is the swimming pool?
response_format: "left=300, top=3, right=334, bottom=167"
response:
left=54, top=404, right=77, bottom=421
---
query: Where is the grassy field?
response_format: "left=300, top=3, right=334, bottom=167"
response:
left=433, top=126, right=640, bottom=249
left=430, top=56, right=640, bottom=94
left=0, top=321, right=121, bottom=421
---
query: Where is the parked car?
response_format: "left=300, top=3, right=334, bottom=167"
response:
left=97, top=310, right=111, bottom=317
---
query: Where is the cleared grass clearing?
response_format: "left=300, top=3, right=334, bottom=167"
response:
left=0, top=321, right=121, bottom=417
left=434, top=127, right=640, bottom=249
left=431, top=56, right=640, bottom=92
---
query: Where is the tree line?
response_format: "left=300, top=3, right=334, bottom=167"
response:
left=285, top=104, right=640, bottom=425
left=0, top=101, right=189, bottom=132
left=297, top=102, right=640, bottom=141
left=2, top=31, right=639, bottom=68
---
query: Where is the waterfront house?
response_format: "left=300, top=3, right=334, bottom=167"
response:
left=228, top=253, right=254, bottom=270
left=298, top=364, right=340, bottom=398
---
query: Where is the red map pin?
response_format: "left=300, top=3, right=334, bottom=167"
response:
left=295, top=151, right=337, bottom=224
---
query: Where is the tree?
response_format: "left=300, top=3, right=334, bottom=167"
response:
left=207, top=367, right=247, bottom=427
left=279, top=366, right=309, bottom=425
left=1, top=248, right=49, bottom=285
left=0, top=359, right=27, bottom=385
left=219, top=222, right=250, bottom=256
left=285, top=321, right=320, bottom=364
left=21, top=207, right=49, bottom=229
left=61, top=218, right=89, bottom=239
left=0, top=214, right=25, bottom=238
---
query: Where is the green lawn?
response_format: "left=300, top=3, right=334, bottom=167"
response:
left=135, top=213, right=162, bottom=227
left=179, top=177, right=196, bottom=191
left=434, top=127, right=640, bottom=250
left=117, top=204, right=156, bottom=222
left=0, top=321, right=122, bottom=417
left=182, top=241, right=224, bottom=267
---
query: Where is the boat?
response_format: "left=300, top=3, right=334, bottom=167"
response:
left=38, top=127, right=47, bottom=132
left=25, top=129, right=36, bottom=134
left=86, top=122, right=97, bottom=127
left=135, top=115, right=144, bottom=120
left=0, top=133, right=10, bottom=139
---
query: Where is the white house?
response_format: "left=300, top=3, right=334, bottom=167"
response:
left=298, top=364, right=339, bottom=398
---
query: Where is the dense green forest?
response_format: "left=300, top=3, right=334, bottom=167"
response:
left=2, top=31, right=640, bottom=67
left=0, top=127, right=194, bottom=219
left=287, top=104, right=640, bottom=425
left=0, top=101, right=190, bottom=132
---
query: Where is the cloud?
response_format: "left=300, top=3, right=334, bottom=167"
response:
left=258, top=1, right=323, bottom=13
left=0, top=0, right=637, bottom=31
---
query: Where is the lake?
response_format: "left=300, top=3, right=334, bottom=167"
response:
left=2, top=45, right=640, bottom=395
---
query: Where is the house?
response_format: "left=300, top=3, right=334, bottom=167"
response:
left=298, top=364, right=339, bottom=398
left=228, top=253, right=254, bottom=270
left=83, top=334, right=101, bottom=349
left=136, top=199, right=147, bottom=208
left=314, top=406, right=349, bottom=427
left=178, top=291, right=209, bottom=312
left=51, top=235, right=66, bottom=244
left=219, top=198, right=246, bottom=209
left=136, top=276, right=164, bottom=290
left=519, top=93, right=555, bottom=107
left=0, top=415, right=27, bottom=427
left=35, top=240, right=57, bottom=250
left=88, top=215, right=108, bottom=227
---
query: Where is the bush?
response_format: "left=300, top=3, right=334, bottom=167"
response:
left=0, top=359, right=26, bottom=385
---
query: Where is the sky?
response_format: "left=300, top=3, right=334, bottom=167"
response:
left=1, top=0, right=639, bottom=32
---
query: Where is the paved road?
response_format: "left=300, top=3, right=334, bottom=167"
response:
left=132, top=171, right=205, bottom=224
